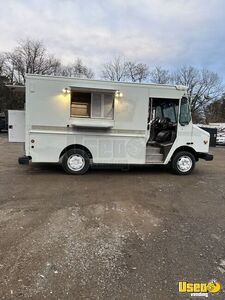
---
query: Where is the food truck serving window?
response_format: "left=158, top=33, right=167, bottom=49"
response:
left=71, top=91, right=114, bottom=119
left=71, top=92, right=91, bottom=117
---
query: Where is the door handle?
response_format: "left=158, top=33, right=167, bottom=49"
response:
left=8, top=125, right=13, bottom=129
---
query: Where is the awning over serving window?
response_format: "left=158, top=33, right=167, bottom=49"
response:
left=69, top=86, right=117, bottom=94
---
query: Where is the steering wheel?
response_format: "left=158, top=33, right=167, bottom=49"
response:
left=151, top=117, right=160, bottom=127
left=159, top=117, right=171, bottom=129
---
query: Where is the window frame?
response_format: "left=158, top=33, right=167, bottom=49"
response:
left=179, top=97, right=191, bottom=126
left=71, top=91, right=115, bottom=120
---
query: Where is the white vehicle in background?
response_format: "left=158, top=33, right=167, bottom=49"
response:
left=216, top=135, right=225, bottom=145
left=8, top=74, right=213, bottom=175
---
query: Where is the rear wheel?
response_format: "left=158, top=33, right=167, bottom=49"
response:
left=171, top=151, right=195, bottom=175
left=62, top=149, right=90, bottom=175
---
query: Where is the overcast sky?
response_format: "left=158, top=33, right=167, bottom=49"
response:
left=0, top=0, right=224, bottom=78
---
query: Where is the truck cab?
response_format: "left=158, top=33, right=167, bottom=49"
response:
left=146, top=96, right=213, bottom=174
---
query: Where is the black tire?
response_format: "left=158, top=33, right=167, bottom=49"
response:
left=171, top=151, right=195, bottom=175
left=62, top=149, right=90, bottom=175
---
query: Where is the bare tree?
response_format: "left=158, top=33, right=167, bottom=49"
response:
left=102, top=56, right=149, bottom=82
left=4, top=39, right=61, bottom=84
left=173, top=66, right=223, bottom=115
left=150, top=66, right=171, bottom=84
left=3, top=40, right=95, bottom=83
left=60, top=58, right=94, bottom=79
left=204, top=94, right=225, bottom=123
left=125, top=61, right=149, bottom=83
left=102, top=56, right=128, bottom=81
left=0, top=53, right=5, bottom=76
left=0, top=53, right=16, bottom=83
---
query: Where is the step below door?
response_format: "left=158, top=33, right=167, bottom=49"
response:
left=8, top=110, right=25, bottom=142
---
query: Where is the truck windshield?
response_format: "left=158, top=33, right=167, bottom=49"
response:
left=179, top=97, right=191, bottom=125
left=162, top=104, right=177, bottom=123
left=155, top=106, right=163, bottom=118
left=153, top=101, right=179, bottom=123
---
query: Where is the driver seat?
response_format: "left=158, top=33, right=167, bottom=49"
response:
left=155, top=130, right=172, bottom=143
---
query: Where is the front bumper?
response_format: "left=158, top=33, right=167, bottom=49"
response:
left=18, top=156, right=31, bottom=165
left=198, top=153, right=214, bottom=161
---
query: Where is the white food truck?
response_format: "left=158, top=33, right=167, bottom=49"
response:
left=8, top=74, right=213, bottom=175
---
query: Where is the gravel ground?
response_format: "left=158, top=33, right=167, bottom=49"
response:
left=0, top=133, right=225, bottom=300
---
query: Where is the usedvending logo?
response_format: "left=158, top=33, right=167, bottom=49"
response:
left=178, top=279, right=221, bottom=298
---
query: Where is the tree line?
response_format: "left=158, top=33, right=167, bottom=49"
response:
left=0, top=38, right=224, bottom=123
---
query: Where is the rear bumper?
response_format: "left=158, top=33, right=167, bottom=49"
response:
left=198, top=153, right=214, bottom=161
left=18, top=156, right=31, bottom=165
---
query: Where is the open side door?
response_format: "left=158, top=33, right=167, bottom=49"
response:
left=8, top=110, right=25, bottom=142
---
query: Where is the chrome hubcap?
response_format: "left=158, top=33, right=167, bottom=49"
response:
left=177, top=156, right=192, bottom=172
left=68, top=154, right=85, bottom=171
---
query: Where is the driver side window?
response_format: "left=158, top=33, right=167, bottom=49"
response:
left=179, top=97, right=191, bottom=125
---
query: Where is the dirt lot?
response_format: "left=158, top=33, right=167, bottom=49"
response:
left=0, top=133, right=225, bottom=300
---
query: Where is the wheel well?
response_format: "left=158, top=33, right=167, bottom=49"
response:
left=171, top=146, right=199, bottom=161
left=59, top=144, right=93, bottom=160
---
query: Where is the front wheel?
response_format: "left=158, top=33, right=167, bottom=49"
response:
left=171, top=151, right=195, bottom=175
left=62, top=149, right=90, bottom=175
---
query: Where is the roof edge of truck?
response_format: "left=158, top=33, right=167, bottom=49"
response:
left=25, top=74, right=187, bottom=91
